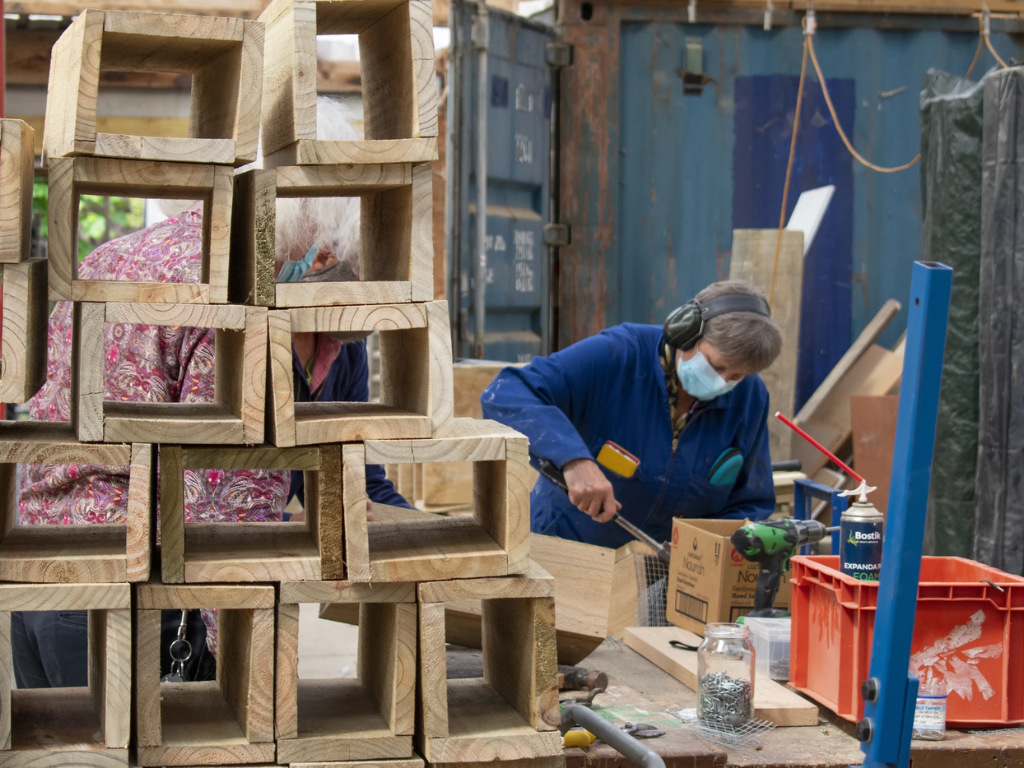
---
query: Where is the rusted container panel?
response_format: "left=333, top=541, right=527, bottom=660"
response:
left=557, top=0, right=1020, bottom=404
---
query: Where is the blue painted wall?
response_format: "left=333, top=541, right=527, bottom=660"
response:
left=614, top=23, right=1016, bottom=403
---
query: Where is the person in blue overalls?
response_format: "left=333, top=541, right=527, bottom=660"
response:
left=480, top=280, right=783, bottom=548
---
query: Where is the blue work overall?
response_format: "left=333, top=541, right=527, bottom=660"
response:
left=481, top=323, right=775, bottom=548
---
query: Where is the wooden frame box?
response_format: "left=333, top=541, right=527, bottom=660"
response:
left=259, top=0, right=437, bottom=165
left=0, top=120, right=35, bottom=264
left=0, top=583, right=131, bottom=764
left=0, top=440, right=152, bottom=583
left=268, top=301, right=452, bottom=446
left=134, top=583, right=276, bottom=766
left=43, top=10, right=263, bottom=166
left=1, top=259, right=47, bottom=404
left=47, top=156, right=234, bottom=304
left=342, top=419, right=529, bottom=583
left=75, top=303, right=267, bottom=444
left=276, top=581, right=417, bottom=764
left=159, top=444, right=342, bottom=584
left=418, top=569, right=561, bottom=763
left=231, top=164, right=432, bottom=307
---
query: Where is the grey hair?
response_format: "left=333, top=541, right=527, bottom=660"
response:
left=274, top=96, right=364, bottom=277
left=695, top=280, right=783, bottom=373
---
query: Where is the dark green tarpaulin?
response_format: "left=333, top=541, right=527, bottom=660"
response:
left=919, top=69, right=983, bottom=558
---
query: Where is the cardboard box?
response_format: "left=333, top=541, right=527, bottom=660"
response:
left=667, top=518, right=792, bottom=636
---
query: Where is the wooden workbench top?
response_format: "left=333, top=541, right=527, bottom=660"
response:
left=575, top=639, right=1024, bottom=768
left=447, top=639, right=1024, bottom=766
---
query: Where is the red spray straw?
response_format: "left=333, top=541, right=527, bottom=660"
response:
left=774, top=411, right=865, bottom=484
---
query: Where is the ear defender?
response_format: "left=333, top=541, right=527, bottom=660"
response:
left=662, top=293, right=771, bottom=351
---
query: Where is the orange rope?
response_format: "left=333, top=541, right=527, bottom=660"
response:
left=769, top=36, right=809, bottom=305
left=806, top=32, right=921, bottom=174
left=966, top=31, right=984, bottom=78
left=985, top=30, right=1009, bottom=68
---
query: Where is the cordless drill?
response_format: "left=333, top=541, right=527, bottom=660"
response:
left=730, top=519, right=838, bottom=619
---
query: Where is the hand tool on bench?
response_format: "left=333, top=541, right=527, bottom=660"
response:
left=535, top=456, right=672, bottom=564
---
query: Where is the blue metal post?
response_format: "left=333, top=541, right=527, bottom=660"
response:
left=792, top=478, right=848, bottom=555
left=854, top=261, right=952, bottom=768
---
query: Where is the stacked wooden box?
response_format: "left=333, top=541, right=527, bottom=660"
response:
left=0, top=2, right=561, bottom=767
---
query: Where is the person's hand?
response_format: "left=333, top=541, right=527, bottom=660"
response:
left=562, top=458, right=620, bottom=523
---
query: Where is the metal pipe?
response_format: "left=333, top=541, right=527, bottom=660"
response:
left=446, top=0, right=466, bottom=358
left=560, top=705, right=666, bottom=768
left=856, top=262, right=952, bottom=768
left=472, top=4, right=489, bottom=359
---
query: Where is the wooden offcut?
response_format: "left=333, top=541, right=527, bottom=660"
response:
left=342, top=419, right=529, bottom=583
left=0, top=259, right=48, bottom=404
left=46, top=157, right=234, bottom=304
left=133, top=583, right=275, bottom=767
left=276, top=581, right=417, bottom=763
left=0, top=120, right=35, bottom=264
left=75, top=303, right=267, bottom=444
left=268, top=301, right=453, bottom=446
left=259, top=0, right=437, bottom=164
left=417, top=567, right=561, bottom=764
left=623, top=626, right=818, bottom=727
left=0, top=583, right=131, bottom=758
left=729, top=228, right=804, bottom=460
left=231, top=163, right=432, bottom=307
left=42, top=10, right=263, bottom=165
left=850, top=394, right=899, bottom=516
left=158, top=444, right=341, bottom=584
left=0, top=441, right=153, bottom=583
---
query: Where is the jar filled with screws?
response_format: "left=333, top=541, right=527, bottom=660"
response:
left=697, top=623, right=756, bottom=727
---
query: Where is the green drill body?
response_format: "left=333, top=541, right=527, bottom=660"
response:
left=730, top=519, right=836, bottom=619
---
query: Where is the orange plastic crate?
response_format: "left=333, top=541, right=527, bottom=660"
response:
left=790, top=556, right=1024, bottom=727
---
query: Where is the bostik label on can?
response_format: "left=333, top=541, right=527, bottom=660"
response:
left=840, top=503, right=884, bottom=582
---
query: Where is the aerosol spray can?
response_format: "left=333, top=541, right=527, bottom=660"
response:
left=840, top=485, right=884, bottom=582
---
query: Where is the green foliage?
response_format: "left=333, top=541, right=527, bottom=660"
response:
left=32, top=181, right=48, bottom=241
left=76, top=195, right=145, bottom=263
left=33, top=183, right=146, bottom=263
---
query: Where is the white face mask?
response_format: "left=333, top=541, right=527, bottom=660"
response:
left=675, top=351, right=740, bottom=401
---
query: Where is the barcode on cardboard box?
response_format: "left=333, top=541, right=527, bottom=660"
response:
left=674, top=591, right=708, bottom=624
left=730, top=605, right=752, bottom=622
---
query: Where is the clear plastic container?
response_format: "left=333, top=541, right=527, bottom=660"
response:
left=697, top=622, right=756, bottom=726
left=744, top=617, right=792, bottom=682
left=912, top=681, right=947, bottom=741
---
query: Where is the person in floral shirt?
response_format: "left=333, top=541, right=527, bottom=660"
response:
left=13, top=98, right=408, bottom=687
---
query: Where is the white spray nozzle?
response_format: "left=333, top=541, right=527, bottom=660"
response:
left=839, top=480, right=877, bottom=504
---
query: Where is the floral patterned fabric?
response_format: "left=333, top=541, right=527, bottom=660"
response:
left=17, top=206, right=290, bottom=651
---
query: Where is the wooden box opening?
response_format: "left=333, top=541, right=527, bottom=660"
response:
left=268, top=302, right=452, bottom=446
left=158, top=445, right=342, bottom=584
left=0, top=440, right=152, bottom=583
left=275, top=587, right=416, bottom=764
left=231, top=164, right=431, bottom=308
left=75, top=195, right=204, bottom=284
left=259, top=0, right=436, bottom=164
left=417, top=573, right=560, bottom=763
left=44, top=10, right=263, bottom=166
left=134, top=585, right=275, bottom=766
left=76, top=304, right=267, bottom=445
left=0, top=584, right=131, bottom=760
left=342, top=421, right=531, bottom=583
left=49, top=159, right=234, bottom=305
left=6, top=609, right=129, bottom=752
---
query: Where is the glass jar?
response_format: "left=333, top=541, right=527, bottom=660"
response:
left=912, top=681, right=947, bottom=741
left=697, top=623, right=756, bottom=726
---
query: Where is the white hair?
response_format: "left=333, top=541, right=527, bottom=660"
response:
left=274, top=97, right=365, bottom=276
